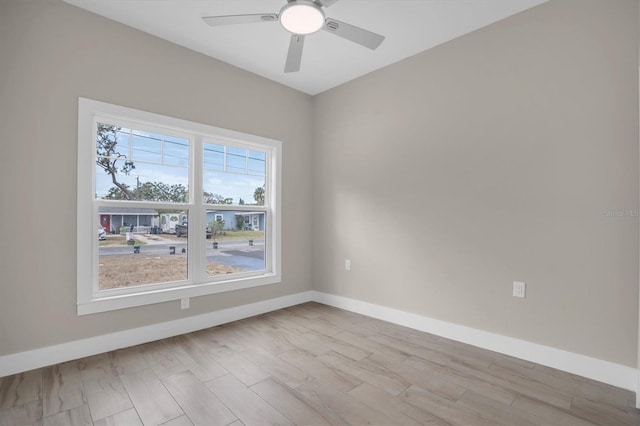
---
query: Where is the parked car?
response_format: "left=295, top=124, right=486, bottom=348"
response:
left=175, top=221, right=212, bottom=239
left=98, top=225, right=107, bottom=240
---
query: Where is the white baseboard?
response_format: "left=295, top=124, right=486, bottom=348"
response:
left=1, top=289, right=637, bottom=402
left=637, top=372, right=640, bottom=409
left=0, top=291, right=314, bottom=378
left=311, top=291, right=638, bottom=394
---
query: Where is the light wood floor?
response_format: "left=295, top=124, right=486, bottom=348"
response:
left=0, top=302, right=638, bottom=426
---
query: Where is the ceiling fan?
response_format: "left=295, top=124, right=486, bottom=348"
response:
left=202, top=0, right=385, bottom=73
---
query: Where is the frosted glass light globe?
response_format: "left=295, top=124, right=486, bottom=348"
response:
left=280, top=1, right=325, bottom=35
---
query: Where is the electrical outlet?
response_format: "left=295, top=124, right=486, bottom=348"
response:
left=345, top=259, right=351, bottom=271
left=513, top=281, right=526, bottom=298
left=181, top=297, right=190, bottom=309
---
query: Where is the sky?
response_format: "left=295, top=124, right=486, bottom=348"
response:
left=95, top=126, right=266, bottom=203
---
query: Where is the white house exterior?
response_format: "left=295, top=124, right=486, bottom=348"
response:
left=98, top=207, right=159, bottom=234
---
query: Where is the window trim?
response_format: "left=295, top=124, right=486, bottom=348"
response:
left=77, top=98, right=282, bottom=315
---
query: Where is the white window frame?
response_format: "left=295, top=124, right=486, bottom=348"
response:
left=77, top=98, right=282, bottom=315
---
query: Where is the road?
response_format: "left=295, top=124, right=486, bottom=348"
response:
left=99, top=239, right=266, bottom=270
left=99, top=239, right=264, bottom=256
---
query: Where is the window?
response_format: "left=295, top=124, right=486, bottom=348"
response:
left=77, top=98, right=281, bottom=315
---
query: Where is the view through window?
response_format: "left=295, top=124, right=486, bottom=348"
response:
left=78, top=98, right=281, bottom=314
left=95, top=126, right=271, bottom=289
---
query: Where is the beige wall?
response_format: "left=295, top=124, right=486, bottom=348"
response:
left=312, top=0, right=639, bottom=367
left=0, top=0, right=313, bottom=356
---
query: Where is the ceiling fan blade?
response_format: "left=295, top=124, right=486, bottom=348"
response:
left=284, top=34, right=305, bottom=73
left=323, top=18, right=385, bottom=50
left=202, top=14, right=278, bottom=26
left=317, top=0, right=340, bottom=7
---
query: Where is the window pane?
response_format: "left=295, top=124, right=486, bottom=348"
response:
left=248, top=151, right=265, bottom=176
left=96, top=124, right=189, bottom=202
left=115, top=128, right=131, bottom=154
left=226, top=146, right=247, bottom=173
left=203, top=142, right=266, bottom=205
left=95, top=163, right=188, bottom=201
left=98, top=209, right=188, bottom=289
left=203, top=171, right=265, bottom=206
left=203, top=143, right=224, bottom=171
left=205, top=210, right=266, bottom=277
left=163, top=135, right=189, bottom=166
left=132, top=130, right=162, bottom=163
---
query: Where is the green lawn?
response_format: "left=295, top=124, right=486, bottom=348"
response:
left=213, top=230, right=265, bottom=241
left=99, top=236, right=147, bottom=247
left=98, top=230, right=263, bottom=246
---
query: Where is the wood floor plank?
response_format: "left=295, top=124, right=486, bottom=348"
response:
left=262, top=311, right=319, bottom=335
left=569, top=395, right=640, bottom=426
left=120, top=368, right=183, bottom=425
left=109, top=346, right=150, bottom=375
left=293, top=379, right=398, bottom=425
left=222, top=321, right=297, bottom=356
left=318, top=351, right=409, bottom=396
left=347, top=382, right=444, bottom=425
left=408, top=335, right=497, bottom=370
left=0, top=399, right=42, bottom=426
left=251, top=378, right=331, bottom=426
left=76, top=353, right=113, bottom=372
left=529, top=364, right=635, bottom=410
left=333, top=331, right=411, bottom=364
left=77, top=347, right=149, bottom=376
left=162, top=371, right=236, bottom=426
left=490, top=352, right=537, bottom=370
left=484, top=361, right=575, bottom=409
left=351, top=316, right=417, bottom=339
left=365, top=352, right=467, bottom=402
left=400, top=385, right=494, bottom=425
left=456, top=389, right=542, bottom=425
left=286, top=314, right=344, bottom=337
left=239, top=347, right=310, bottom=389
left=270, top=327, right=332, bottom=356
left=79, top=365, right=133, bottom=422
left=42, top=361, right=85, bottom=417
left=167, top=335, right=228, bottom=382
left=202, top=324, right=251, bottom=353
left=284, top=304, right=324, bottom=320
left=93, top=408, right=142, bottom=426
left=511, top=394, right=597, bottom=426
left=300, top=331, right=371, bottom=361
left=209, top=346, right=270, bottom=387
left=206, top=374, right=292, bottom=426
left=139, top=340, right=188, bottom=379
left=278, top=349, right=362, bottom=393
left=0, top=369, right=42, bottom=409
left=160, top=414, right=194, bottom=426
left=404, top=355, right=517, bottom=405
left=42, top=404, right=92, bottom=426
left=372, top=332, right=495, bottom=370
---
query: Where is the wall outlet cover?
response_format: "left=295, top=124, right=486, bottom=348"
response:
left=513, top=281, right=526, bottom=298
left=181, top=297, right=190, bottom=309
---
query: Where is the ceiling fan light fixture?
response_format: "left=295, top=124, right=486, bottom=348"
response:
left=280, top=0, right=325, bottom=35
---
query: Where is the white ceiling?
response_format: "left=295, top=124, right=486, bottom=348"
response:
left=63, top=0, right=548, bottom=95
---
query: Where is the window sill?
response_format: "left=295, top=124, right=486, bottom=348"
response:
left=77, top=273, right=281, bottom=315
